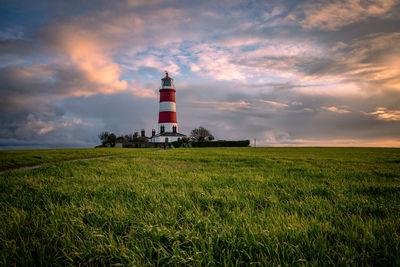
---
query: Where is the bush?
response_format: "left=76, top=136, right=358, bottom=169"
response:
left=172, top=139, right=183, bottom=147
left=134, top=136, right=148, bottom=143
left=191, top=140, right=250, bottom=147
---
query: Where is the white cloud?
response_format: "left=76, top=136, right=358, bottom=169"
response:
left=187, top=40, right=323, bottom=83
left=189, top=44, right=249, bottom=81
left=14, top=114, right=93, bottom=137
left=130, top=54, right=181, bottom=75
left=130, top=83, right=157, bottom=98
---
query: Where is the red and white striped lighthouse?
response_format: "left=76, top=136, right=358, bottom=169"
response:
left=150, top=72, right=186, bottom=143
left=158, top=72, right=178, bottom=133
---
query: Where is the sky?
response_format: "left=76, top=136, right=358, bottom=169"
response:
left=1, top=0, right=400, bottom=149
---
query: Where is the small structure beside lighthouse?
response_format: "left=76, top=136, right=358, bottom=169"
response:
left=150, top=72, right=186, bottom=143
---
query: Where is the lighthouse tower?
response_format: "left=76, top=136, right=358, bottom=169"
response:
left=150, top=72, right=186, bottom=143
left=158, top=72, right=177, bottom=133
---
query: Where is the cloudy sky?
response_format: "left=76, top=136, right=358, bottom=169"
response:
left=1, top=0, right=400, bottom=149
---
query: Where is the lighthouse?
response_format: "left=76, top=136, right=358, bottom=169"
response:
left=150, top=72, right=186, bottom=143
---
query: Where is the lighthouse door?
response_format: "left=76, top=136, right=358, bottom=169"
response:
left=165, top=138, right=169, bottom=143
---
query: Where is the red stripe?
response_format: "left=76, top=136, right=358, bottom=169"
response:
left=159, top=89, right=175, bottom=102
left=159, top=89, right=176, bottom=92
left=158, top=111, right=177, bottom=123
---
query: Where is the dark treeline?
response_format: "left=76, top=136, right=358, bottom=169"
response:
left=98, top=131, right=148, bottom=147
left=98, top=127, right=249, bottom=147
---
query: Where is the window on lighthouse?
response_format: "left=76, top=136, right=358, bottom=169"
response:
left=163, top=79, right=171, bottom=87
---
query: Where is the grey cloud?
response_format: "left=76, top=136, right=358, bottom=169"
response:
left=249, top=82, right=320, bottom=90
left=177, top=80, right=400, bottom=145
left=62, top=91, right=158, bottom=135
left=232, top=31, right=400, bottom=96
left=0, top=38, right=39, bottom=58
left=0, top=63, right=74, bottom=97
left=0, top=91, right=157, bottom=147
left=292, top=0, right=399, bottom=31
left=1, top=0, right=400, bottom=148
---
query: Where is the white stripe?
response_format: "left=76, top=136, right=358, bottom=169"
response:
left=161, top=84, right=174, bottom=89
left=159, top=102, right=176, bottom=112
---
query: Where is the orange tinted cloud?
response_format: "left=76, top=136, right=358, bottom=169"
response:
left=192, top=100, right=251, bottom=111
left=363, top=107, right=400, bottom=121
left=258, top=100, right=288, bottom=108
left=266, top=138, right=400, bottom=147
left=321, top=106, right=350, bottom=114
left=48, top=24, right=128, bottom=96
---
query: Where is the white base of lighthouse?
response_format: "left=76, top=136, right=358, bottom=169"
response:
left=150, top=134, right=185, bottom=143
left=158, top=123, right=178, bottom=133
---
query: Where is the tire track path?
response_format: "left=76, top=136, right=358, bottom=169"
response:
left=0, top=156, right=111, bottom=175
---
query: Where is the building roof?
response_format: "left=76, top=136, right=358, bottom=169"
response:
left=152, top=132, right=186, bottom=137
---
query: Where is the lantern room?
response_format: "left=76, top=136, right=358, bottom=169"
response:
left=161, top=72, right=174, bottom=89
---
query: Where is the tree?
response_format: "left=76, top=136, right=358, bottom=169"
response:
left=98, top=131, right=116, bottom=147
left=98, top=131, right=110, bottom=146
left=108, top=133, right=116, bottom=147
left=126, top=134, right=134, bottom=142
left=190, top=126, right=214, bottom=142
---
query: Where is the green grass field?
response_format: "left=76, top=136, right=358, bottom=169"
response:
left=1, top=147, right=399, bottom=265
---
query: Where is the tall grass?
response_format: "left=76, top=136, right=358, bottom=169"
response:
left=0, top=147, right=399, bottom=265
